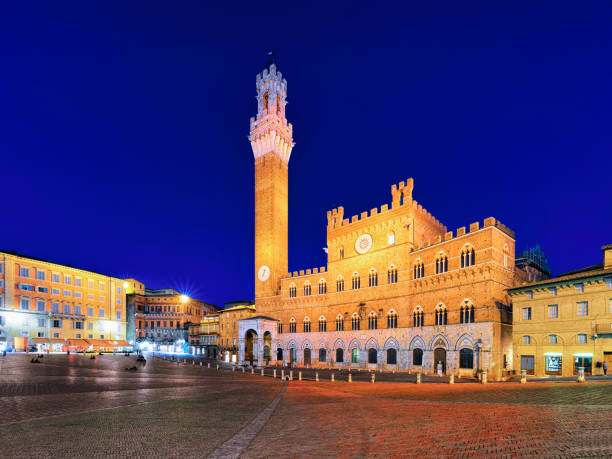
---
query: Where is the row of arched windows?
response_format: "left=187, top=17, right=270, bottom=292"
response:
left=280, top=302, right=476, bottom=334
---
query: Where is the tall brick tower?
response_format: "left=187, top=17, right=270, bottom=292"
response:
left=250, top=62, right=294, bottom=299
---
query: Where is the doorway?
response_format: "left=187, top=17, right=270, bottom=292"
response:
left=304, top=348, right=311, bottom=366
left=245, top=329, right=258, bottom=364
left=433, top=348, right=446, bottom=374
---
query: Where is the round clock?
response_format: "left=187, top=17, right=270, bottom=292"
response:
left=355, top=233, right=373, bottom=254
left=258, top=265, right=270, bottom=282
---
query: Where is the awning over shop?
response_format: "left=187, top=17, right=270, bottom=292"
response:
left=66, top=339, right=89, bottom=347
left=33, top=338, right=50, bottom=343
left=110, top=340, right=131, bottom=347
left=50, top=339, right=65, bottom=344
left=86, top=339, right=132, bottom=348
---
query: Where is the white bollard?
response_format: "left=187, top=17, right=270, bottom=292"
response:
left=261, top=368, right=264, bottom=376
left=232, top=366, right=235, bottom=372
left=216, top=364, right=219, bottom=371
left=348, top=373, right=352, bottom=383
left=315, top=372, right=319, bottom=382
left=371, top=373, right=375, bottom=383
left=520, top=369, right=527, bottom=384
left=242, top=366, right=245, bottom=373
left=251, top=367, right=254, bottom=374
left=298, top=371, right=302, bottom=380
left=273, top=369, right=277, bottom=379
left=449, top=374, right=454, bottom=384
left=199, top=362, right=202, bottom=366
left=481, top=371, right=488, bottom=384
left=281, top=370, right=285, bottom=379
left=416, top=373, right=421, bottom=384
left=331, top=373, right=335, bottom=382
left=207, top=363, right=210, bottom=368
left=289, top=370, right=293, bottom=381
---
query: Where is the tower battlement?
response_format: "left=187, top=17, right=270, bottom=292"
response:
left=249, top=63, right=294, bottom=164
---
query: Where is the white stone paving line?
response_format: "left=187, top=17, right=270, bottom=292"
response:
left=207, top=383, right=288, bottom=459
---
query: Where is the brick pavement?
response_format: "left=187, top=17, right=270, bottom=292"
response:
left=244, top=380, right=612, bottom=457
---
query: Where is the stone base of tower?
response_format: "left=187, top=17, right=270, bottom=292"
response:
left=238, top=316, right=278, bottom=367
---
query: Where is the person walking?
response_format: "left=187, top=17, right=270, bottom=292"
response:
left=604, top=361, right=608, bottom=375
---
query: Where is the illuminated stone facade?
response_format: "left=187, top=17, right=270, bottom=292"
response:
left=241, top=63, right=517, bottom=380
left=510, top=245, right=612, bottom=377
left=0, top=250, right=128, bottom=352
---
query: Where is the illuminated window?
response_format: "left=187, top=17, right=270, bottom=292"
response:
left=435, top=304, right=447, bottom=326
left=368, top=268, right=378, bottom=287
left=368, top=311, right=378, bottom=330
left=522, top=307, right=532, bottom=320
left=352, top=272, right=360, bottom=290
left=318, top=279, right=327, bottom=295
left=387, top=265, right=398, bottom=284
left=435, top=254, right=448, bottom=274
left=351, top=313, right=360, bottom=330
left=388, top=232, right=395, bottom=245
left=351, top=348, right=360, bottom=363
left=413, top=307, right=423, bottom=327
left=336, top=276, right=344, bottom=292
left=263, top=91, right=269, bottom=111
left=387, top=310, right=398, bottom=328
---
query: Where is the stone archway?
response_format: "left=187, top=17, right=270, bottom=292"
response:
left=434, top=348, right=447, bottom=375
left=304, top=348, right=311, bottom=366
left=245, top=329, right=258, bottom=365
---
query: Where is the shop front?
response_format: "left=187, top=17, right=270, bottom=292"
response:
left=545, top=352, right=563, bottom=375
left=573, top=353, right=593, bottom=375
left=66, top=339, right=89, bottom=352
left=33, top=338, right=51, bottom=352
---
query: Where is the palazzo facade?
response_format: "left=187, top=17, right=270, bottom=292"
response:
left=240, top=63, right=517, bottom=380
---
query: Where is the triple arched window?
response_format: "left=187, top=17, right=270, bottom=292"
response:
left=413, top=307, right=424, bottom=327
left=436, top=254, right=448, bottom=274
left=289, top=317, right=296, bottom=333
left=351, top=313, right=360, bottom=330
left=414, top=261, right=425, bottom=279
left=318, top=279, right=327, bottom=295
left=368, top=268, right=378, bottom=287
left=289, top=283, right=296, bottom=298
left=304, top=281, right=311, bottom=296
left=368, top=311, right=378, bottom=330
left=336, top=275, right=345, bottom=292
left=387, top=310, right=398, bottom=329
left=435, top=304, right=448, bottom=326
left=352, top=272, right=361, bottom=290
left=388, top=265, right=398, bottom=284
left=461, top=246, right=476, bottom=268
left=303, top=317, right=311, bottom=333
left=336, top=314, right=344, bottom=331
left=460, top=300, right=475, bottom=324
left=318, top=316, right=326, bottom=332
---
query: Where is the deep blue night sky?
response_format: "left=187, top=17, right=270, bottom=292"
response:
left=1, top=2, right=610, bottom=305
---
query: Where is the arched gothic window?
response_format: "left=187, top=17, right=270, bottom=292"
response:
left=413, top=348, right=423, bottom=366
left=368, top=311, right=378, bottom=330
left=318, top=316, right=327, bottom=332
left=263, top=91, right=269, bottom=111
left=277, top=322, right=283, bottom=334
left=435, top=304, right=448, bottom=326
left=336, top=275, right=344, bottom=293
left=388, top=264, right=398, bottom=284
left=289, top=317, right=296, bottom=333
left=289, top=283, right=296, bottom=298
left=336, top=348, right=344, bottom=363
left=318, top=279, right=327, bottom=295
left=351, top=313, right=360, bottom=331
left=368, top=348, right=377, bottom=364
left=303, top=281, right=311, bottom=296
left=387, top=309, right=398, bottom=329
left=459, top=348, right=474, bottom=368
left=319, top=348, right=326, bottom=362
left=413, top=307, right=424, bottom=327
left=387, top=348, right=397, bottom=365
left=335, top=314, right=344, bottom=331
left=461, top=246, right=476, bottom=268
left=503, top=244, right=509, bottom=268
left=368, top=268, right=378, bottom=287
left=352, top=272, right=361, bottom=290
left=436, top=253, right=448, bottom=274
left=414, top=261, right=425, bottom=279
left=303, top=317, right=311, bottom=333
left=276, top=93, right=282, bottom=115
left=460, top=300, right=475, bottom=324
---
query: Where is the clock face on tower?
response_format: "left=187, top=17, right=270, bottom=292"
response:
left=355, top=233, right=373, bottom=254
left=258, top=265, right=270, bottom=282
